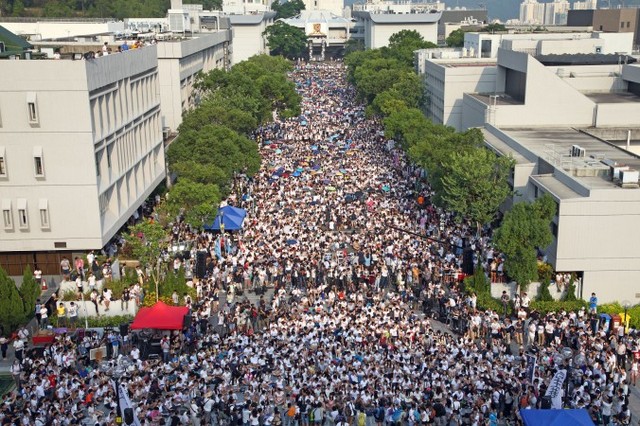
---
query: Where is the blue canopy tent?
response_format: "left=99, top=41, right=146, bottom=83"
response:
left=204, top=205, right=247, bottom=232
left=520, top=409, right=595, bottom=426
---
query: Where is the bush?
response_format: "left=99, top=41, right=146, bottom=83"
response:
left=86, top=315, right=134, bottom=328
left=537, top=281, right=554, bottom=302
left=598, top=303, right=640, bottom=329
left=60, top=289, right=78, bottom=302
left=530, top=300, right=587, bottom=315
left=564, top=276, right=578, bottom=301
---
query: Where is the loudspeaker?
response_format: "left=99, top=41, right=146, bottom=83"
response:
left=183, top=314, right=192, bottom=329
left=196, top=252, right=207, bottom=279
left=462, top=249, right=474, bottom=275
left=182, top=250, right=191, bottom=260
left=119, top=323, right=129, bottom=337
left=541, top=396, right=552, bottom=409
left=124, top=408, right=135, bottom=425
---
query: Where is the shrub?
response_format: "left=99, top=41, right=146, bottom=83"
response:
left=537, top=281, right=554, bottom=302
left=86, top=315, right=134, bottom=328
left=530, top=300, right=587, bottom=315
left=60, top=289, right=79, bottom=302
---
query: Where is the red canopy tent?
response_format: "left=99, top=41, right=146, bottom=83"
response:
left=130, top=301, right=189, bottom=330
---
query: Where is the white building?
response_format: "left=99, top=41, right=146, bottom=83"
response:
left=417, top=31, right=635, bottom=131
left=303, top=0, right=345, bottom=20
left=228, top=12, right=276, bottom=64
left=352, top=10, right=441, bottom=49
left=519, top=0, right=545, bottom=25
left=283, top=10, right=352, bottom=59
left=156, top=31, right=232, bottom=132
left=0, top=47, right=165, bottom=269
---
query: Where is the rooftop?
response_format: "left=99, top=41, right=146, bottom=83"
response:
left=469, top=93, right=523, bottom=106
left=496, top=127, right=640, bottom=191
left=583, top=91, right=640, bottom=104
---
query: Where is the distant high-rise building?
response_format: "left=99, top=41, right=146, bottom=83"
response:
left=544, top=0, right=570, bottom=25
left=519, top=0, right=545, bottom=25
left=572, top=0, right=597, bottom=10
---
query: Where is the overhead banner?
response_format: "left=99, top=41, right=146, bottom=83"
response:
left=544, top=369, right=567, bottom=409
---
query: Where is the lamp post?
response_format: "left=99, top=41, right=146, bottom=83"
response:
left=100, top=357, right=132, bottom=425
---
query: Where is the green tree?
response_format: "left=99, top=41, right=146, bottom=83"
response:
left=11, top=0, right=25, bottom=16
left=344, top=38, right=364, bottom=55
left=263, top=21, right=308, bottom=60
left=19, top=266, right=41, bottom=321
left=493, top=194, right=557, bottom=291
left=164, top=179, right=221, bottom=228
left=439, top=148, right=514, bottom=234
left=123, top=219, right=167, bottom=301
left=0, top=266, right=26, bottom=333
left=386, top=29, right=437, bottom=67
left=446, top=28, right=466, bottom=47
left=271, top=0, right=304, bottom=19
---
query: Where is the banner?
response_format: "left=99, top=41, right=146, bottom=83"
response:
left=525, top=354, right=537, bottom=383
left=544, top=369, right=567, bottom=409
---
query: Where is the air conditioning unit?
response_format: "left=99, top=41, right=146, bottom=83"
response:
left=620, top=169, right=639, bottom=185
left=611, top=165, right=629, bottom=180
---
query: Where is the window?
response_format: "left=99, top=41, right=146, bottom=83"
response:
left=39, top=199, right=49, bottom=229
left=2, top=200, right=12, bottom=229
left=33, top=146, right=44, bottom=177
left=17, top=199, right=28, bottom=229
left=0, top=147, right=6, bottom=177
left=621, top=22, right=625, bottom=29
left=627, top=22, right=631, bottom=28
left=95, top=152, right=101, bottom=177
left=27, top=92, right=38, bottom=123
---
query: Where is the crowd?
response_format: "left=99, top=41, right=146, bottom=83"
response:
left=1, top=63, right=638, bottom=426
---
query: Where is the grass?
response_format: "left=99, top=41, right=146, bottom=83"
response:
left=0, top=375, right=14, bottom=395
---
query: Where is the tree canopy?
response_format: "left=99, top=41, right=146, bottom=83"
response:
left=271, top=0, right=304, bottom=19
left=263, top=21, right=308, bottom=60
left=163, top=55, right=299, bottom=229
left=446, top=28, right=466, bottom=47
left=384, top=29, right=437, bottom=67
left=0, top=266, right=27, bottom=333
left=493, top=195, right=557, bottom=289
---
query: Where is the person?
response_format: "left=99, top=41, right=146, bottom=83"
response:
left=68, top=301, right=78, bottom=327
left=0, top=335, right=8, bottom=359
left=500, top=291, right=509, bottom=318
left=40, top=303, right=49, bottom=329
left=56, top=303, right=66, bottom=327
left=90, top=289, right=100, bottom=315
left=10, top=360, right=22, bottom=390
left=589, top=292, right=598, bottom=314
left=103, top=287, right=112, bottom=311
left=60, top=257, right=71, bottom=280
left=35, top=298, right=42, bottom=327
left=161, top=336, right=170, bottom=363
left=122, top=285, right=131, bottom=311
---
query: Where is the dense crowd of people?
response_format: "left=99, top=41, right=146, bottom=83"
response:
left=1, top=63, right=638, bottom=426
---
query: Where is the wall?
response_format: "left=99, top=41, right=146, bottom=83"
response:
left=370, top=22, right=438, bottom=48
left=596, top=103, right=640, bottom=127
left=0, top=21, right=125, bottom=40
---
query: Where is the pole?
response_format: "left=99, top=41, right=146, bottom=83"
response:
left=80, top=289, right=89, bottom=329
left=115, top=377, right=123, bottom=424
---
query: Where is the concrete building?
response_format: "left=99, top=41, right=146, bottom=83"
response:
left=572, top=0, right=597, bottom=10
left=352, top=10, right=441, bottom=48
left=417, top=30, right=635, bottom=130
left=156, top=31, right=232, bottom=132
left=437, top=9, right=487, bottom=46
left=483, top=124, right=640, bottom=304
left=568, top=8, right=640, bottom=48
left=0, top=47, right=165, bottom=274
left=228, top=12, right=276, bottom=64
left=302, top=0, right=345, bottom=20
left=283, top=10, right=352, bottom=59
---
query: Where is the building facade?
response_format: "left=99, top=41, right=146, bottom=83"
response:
left=228, top=12, right=276, bottom=64
left=0, top=47, right=165, bottom=274
left=156, top=31, right=232, bottom=132
left=352, top=11, right=441, bottom=49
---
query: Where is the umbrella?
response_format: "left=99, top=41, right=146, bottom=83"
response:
left=382, top=185, right=390, bottom=193
left=326, top=186, right=336, bottom=192
left=312, top=165, right=321, bottom=171
left=311, top=145, right=318, bottom=151
left=275, top=149, right=282, bottom=154
left=286, top=239, right=299, bottom=245
left=292, top=171, right=302, bottom=177
left=301, top=121, right=307, bottom=126
left=339, top=169, right=347, bottom=174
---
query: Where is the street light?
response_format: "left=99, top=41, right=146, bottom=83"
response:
left=100, top=357, right=132, bottom=425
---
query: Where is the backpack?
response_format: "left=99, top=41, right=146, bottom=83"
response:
left=345, top=403, right=354, bottom=418
left=287, top=406, right=296, bottom=418
left=413, top=410, right=421, bottom=422
left=374, top=407, right=385, bottom=421
left=309, top=410, right=315, bottom=423
left=357, top=412, right=366, bottom=426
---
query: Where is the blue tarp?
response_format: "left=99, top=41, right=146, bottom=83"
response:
left=520, top=409, right=595, bottom=426
left=204, top=205, right=247, bottom=232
